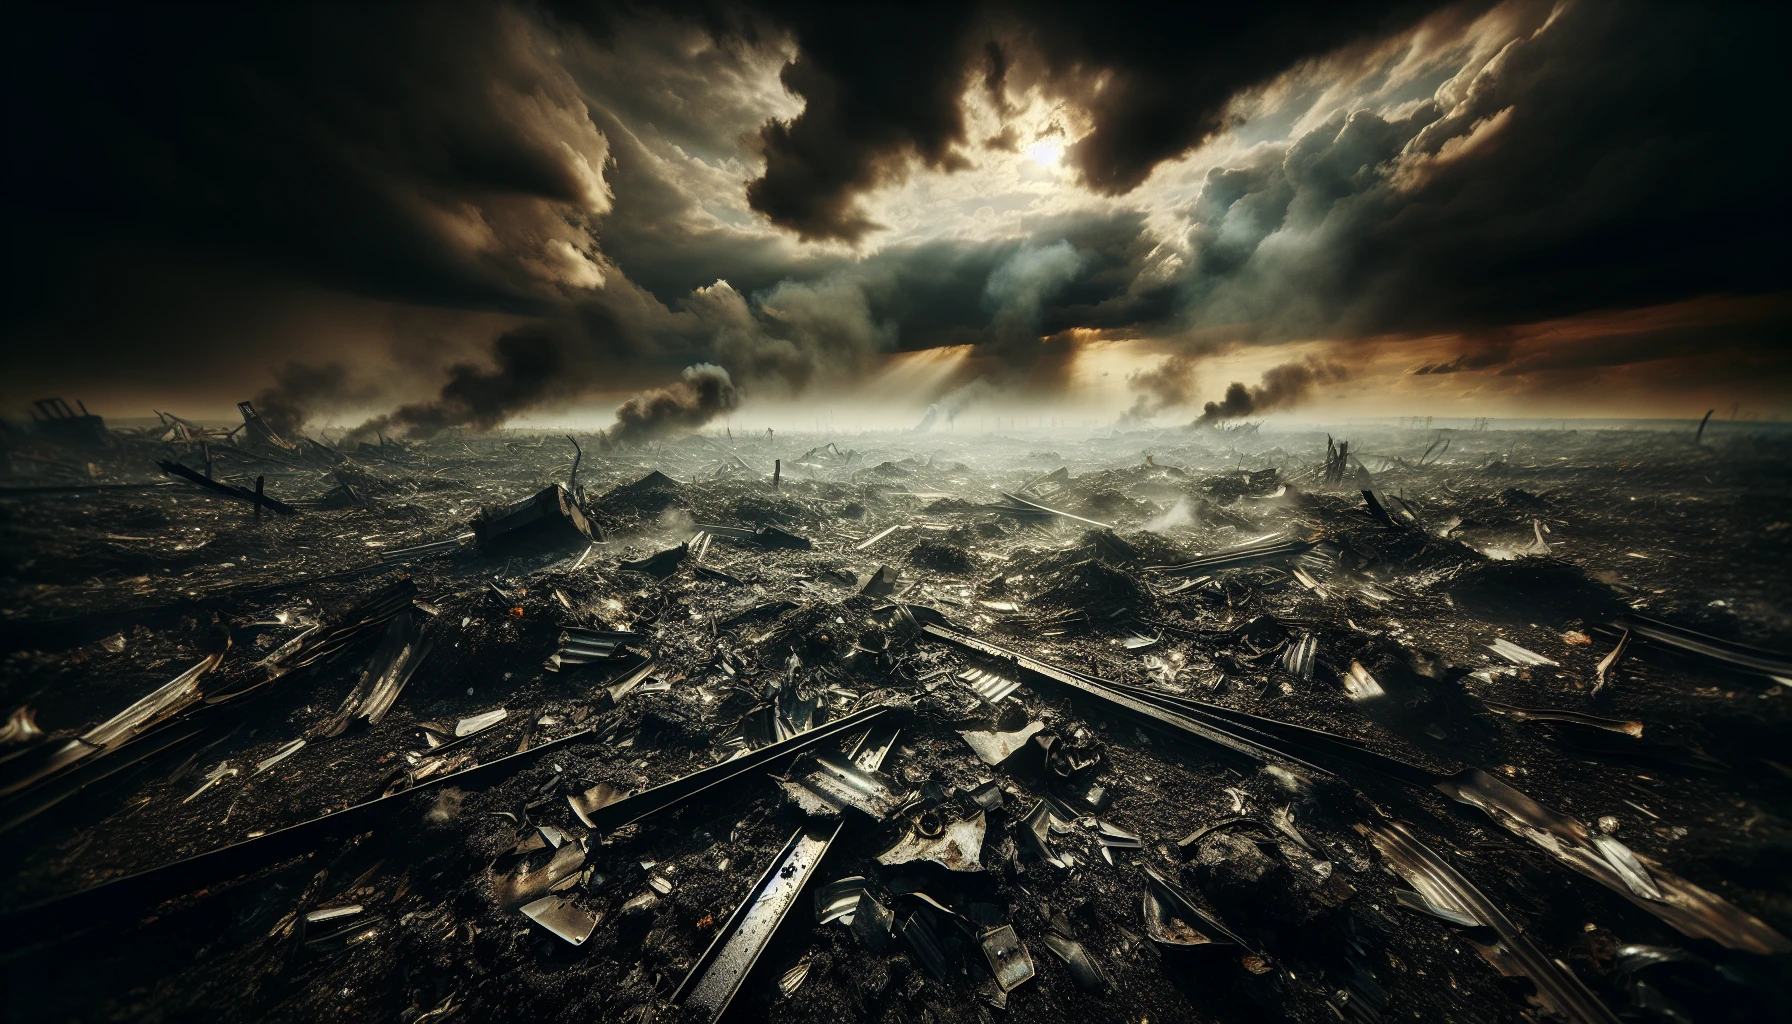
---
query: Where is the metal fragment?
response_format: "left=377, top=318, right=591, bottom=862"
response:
left=850, top=890, right=895, bottom=951
left=778, top=753, right=910, bottom=820
left=1483, top=700, right=1643, bottom=737
left=956, top=721, right=1044, bottom=765
left=816, top=876, right=868, bottom=925
left=455, top=708, right=507, bottom=737
left=955, top=667, right=1022, bottom=704
left=1040, top=933, right=1112, bottom=993
left=672, top=724, right=900, bottom=1023
left=979, top=924, right=1035, bottom=993
left=1368, top=822, right=1619, bottom=1024
left=1488, top=637, right=1559, bottom=667
left=876, top=811, right=985, bottom=872
left=253, top=739, right=306, bottom=775
left=520, top=894, right=599, bottom=945
left=1280, top=632, right=1318, bottom=681
left=1142, top=865, right=1243, bottom=949
left=777, top=961, right=810, bottom=998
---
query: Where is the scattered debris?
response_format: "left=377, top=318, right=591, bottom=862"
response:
left=5, top=422, right=1790, bottom=1024
left=876, top=810, right=986, bottom=872
left=1482, top=700, right=1644, bottom=737
left=1368, top=821, right=1621, bottom=1024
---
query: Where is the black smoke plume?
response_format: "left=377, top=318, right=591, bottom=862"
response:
left=252, top=362, right=376, bottom=436
left=603, top=364, right=740, bottom=446
left=353, top=328, right=567, bottom=440
left=1196, top=358, right=1345, bottom=424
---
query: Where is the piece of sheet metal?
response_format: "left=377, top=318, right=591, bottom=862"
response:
left=778, top=752, right=910, bottom=820
left=0, top=729, right=598, bottom=945
left=520, top=894, right=599, bottom=945
left=1368, top=822, right=1619, bottom=1024
left=955, top=667, right=1022, bottom=704
left=979, top=924, right=1035, bottom=992
left=956, top=721, right=1044, bottom=765
left=672, top=723, right=900, bottom=1023
left=876, top=811, right=986, bottom=872
left=575, top=705, right=894, bottom=835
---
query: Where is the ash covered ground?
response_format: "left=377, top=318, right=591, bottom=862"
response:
left=3, top=412, right=1791, bottom=1024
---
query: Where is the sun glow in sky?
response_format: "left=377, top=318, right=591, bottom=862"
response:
left=1025, top=137, right=1064, bottom=166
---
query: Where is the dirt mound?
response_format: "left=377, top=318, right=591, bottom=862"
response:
left=908, top=540, right=971, bottom=572
left=1447, top=557, right=1625, bottom=626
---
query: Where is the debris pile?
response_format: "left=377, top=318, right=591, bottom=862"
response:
left=2, top=415, right=1791, bottom=1022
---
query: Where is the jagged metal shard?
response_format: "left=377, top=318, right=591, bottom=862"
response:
left=956, top=721, right=1044, bottom=765
left=519, top=895, right=600, bottom=946
left=673, top=724, right=900, bottom=1024
left=1280, top=632, right=1318, bottom=681
left=877, top=811, right=986, bottom=872
left=1368, top=822, right=1619, bottom=1024
left=545, top=628, right=642, bottom=671
left=816, top=876, right=868, bottom=926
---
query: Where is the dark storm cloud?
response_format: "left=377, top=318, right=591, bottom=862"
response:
left=1012, top=1, right=1447, bottom=196
left=743, top=5, right=984, bottom=242
left=688, top=208, right=1177, bottom=396
left=6, top=4, right=612, bottom=317
left=739, top=1, right=1447, bottom=241
left=1170, top=0, right=1792, bottom=365
left=9, top=0, right=1790, bottom=431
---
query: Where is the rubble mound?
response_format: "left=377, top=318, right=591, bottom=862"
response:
left=1030, top=556, right=1146, bottom=610
left=1110, top=529, right=1192, bottom=567
left=597, top=470, right=683, bottom=517
left=908, top=540, right=971, bottom=573
left=1498, top=487, right=1548, bottom=509
left=735, top=494, right=804, bottom=525
left=1199, top=468, right=1281, bottom=504
left=1448, top=557, right=1625, bottom=626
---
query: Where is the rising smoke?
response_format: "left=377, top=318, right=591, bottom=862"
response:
left=1119, top=354, right=1198, bottom=426
left=1196, top=357, right=1346, bottom=424
left=913, top=378, right=997, bottom=432
left=603, top=364, right=740, bottom=446
left=352, top=328, right=568, bottom=440
left=252, top=361, right=373, bottom=437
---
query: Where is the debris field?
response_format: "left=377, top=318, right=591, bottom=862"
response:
left=3, top=408, right=1791, bottom=1024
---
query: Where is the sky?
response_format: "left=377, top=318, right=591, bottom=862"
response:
left=3, top=1, right=1788, bottom=436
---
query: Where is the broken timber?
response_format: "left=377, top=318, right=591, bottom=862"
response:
left=157, top=459, right=298, bottom=515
